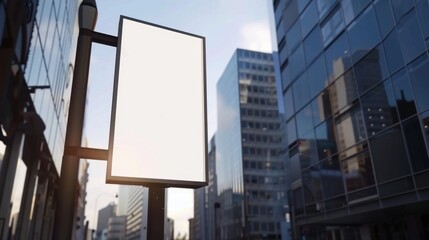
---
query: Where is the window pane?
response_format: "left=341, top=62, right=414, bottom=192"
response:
left=287, top=118, right=297, bottom=145
left=342, top=0, right=371, bottom=25
left=374, top=0, right=395, bottom=39
left=409, top=54, right=429, bottom=112
left=289, top=45, right=306, bottom=80
left=390, top=0, right=413, bottom=22
left=329, top=69, right=358, bottom=114
left=284, top=0, right=300, bottom=32
left=288, top=151, right=302, bottom=183
left=321, top=7, right=345, bottom=46
left=325, top=33, right=351, bottom=81
left=286, top=20, right=302, bottom=51
left=354, top=45, right=389, bottom=94
left=296, top=104, right=314, bottom=138
left=370, top=125, right=410, bottom=182
left=335, top=105, right=366, bottom=151
left=300, top=1, right=318, bottom=38
left=361, top=80, right=398, bottom=136
left=402, top=117, right=429, bottom=172
left=299, top=130, right=318, bottom=169
left=321, top=157, right=345, bottom=198
left=315, top=118, right=337, bottom=160
left=302, top=167, right=323, bottom=204
left=391, top=69, right=417, bottom=120
left=316, top=0, right=337, bottom=18
left=308, top=55, right=329, bottom=98
left=383, top=30, right=404, bottom=74
left=284, top=87, right=294, bottom=120
left=312, top=91, right=332, bottom=126
left=347, top=6, right=381, bottom=63
left=397, top=9, right=426, bottom=63
left=416, top=0, right=429, bottom=48
left=292, top=72, right=310, bottom=111
left=342, top=151, right=375, bottom=192
left=304, top=26, right=323, bottom=65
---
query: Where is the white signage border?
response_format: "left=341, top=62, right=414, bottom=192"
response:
left=106, top=16, right=208, bottom=188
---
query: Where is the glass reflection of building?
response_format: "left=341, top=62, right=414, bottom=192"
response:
left=0, top=0, right=81, bottom=239
left=216, top=49, right=288, bottom=239
left=274, top=0, right=429, bottom=239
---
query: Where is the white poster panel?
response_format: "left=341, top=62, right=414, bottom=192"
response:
left=107, top=16, right=207, bottom=188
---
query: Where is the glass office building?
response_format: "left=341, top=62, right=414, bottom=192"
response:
left=0, top=0, right=79, bottom=239
left=273, top=0, right=429, bottom=239
left=216, top=49, right=288, bottom=239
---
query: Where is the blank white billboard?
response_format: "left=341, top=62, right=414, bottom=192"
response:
left=107, top=16, right=207, bottom=188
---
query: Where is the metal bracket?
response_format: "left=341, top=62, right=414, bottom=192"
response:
left=64, top=146, right=108, bottom=160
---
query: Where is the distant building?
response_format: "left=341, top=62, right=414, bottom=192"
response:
left=216, top=49, right=288, bottom=239
left=166, top=218, right=174, bottom=240
left=125, top=186, right=149, bottom=240
left=97, top=203, right=117, bottom=240
left=107, top=215, right=127, bottom=240
left=188, top=218, right=196, bottom=240
left=193, top=135, right=217, bottom=240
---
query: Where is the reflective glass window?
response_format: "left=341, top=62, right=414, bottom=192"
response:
left=289, top=45, right=306, bottom=80
left=335, top=105, right=366, bottom=151
left=320, top=157, right=345, bottom=198
left=302, top=166, right=323, bottom=204
left=289, top=150, right=302, bottom=182
left=397, top=9, right=426, bottom=64
left=283, top=0, right=300, bottom=32
left=329, top=69, right=358, bottom=114
left=383, top=30, right=404, bottom=74
left=422, top=110, right=429, bottom=152
left=402, top=117, right=429, bottom=172
left=286, top=20, right=302, bottom=51
left=341, top=151, right=375, bottom=192
left=390, top=0, right=413, bottom=22
left=296, top=104, right=314, bottom=138
left=347, top=6, right=380, bottom=63
left=304, top=26, right=323, bottom=65
left=312, top=91, right=332, bottom=126
left=284, top=87, right=294, bottom=120
left=361, top=80, right=398, bottom=136
left=354, top=46, right=389, bottom=93
left=415, top=0, right=429, bottom=48
left=308, top=55, right=329, bottom=98
left=293, top=187, right=305, bottom=215
left=300, top=1, right=319, bottom=38
left=321, top=7, right=345, bottom=46
left=342, top=0, right=370, bottom=25
left=374, top=0, right=395, bottom=39
left=298, top=0, right=310, bottom=13
left=324, top=33, right=351, bottom=81
left=391, top=69, right=417, bottom=120
left=299, top=130, right=318, bottom=169
left=281, top=63, right=292, bottom=88
left=316, top=0, right=337, bottom=18
left=292, top=72, right=310, bottom=111
left=315, top=118, right=337, bottom=160
left=409, top=54, right=429, bottom=112
left=370, top=125, right=410, bottom=182
left=286, top=118, right=297, bottom=145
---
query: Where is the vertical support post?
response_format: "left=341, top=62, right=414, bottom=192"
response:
left=147, top=187, right=165, bottom=240
left=52, top=30, right=92, bottom=239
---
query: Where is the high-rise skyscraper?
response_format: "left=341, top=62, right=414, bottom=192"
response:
left=216, top=49, right=288, bottom=239
left=273, top=0, right=429, bottom=239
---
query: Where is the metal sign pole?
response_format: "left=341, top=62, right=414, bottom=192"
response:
left=147, top=187, right=165, bottom=240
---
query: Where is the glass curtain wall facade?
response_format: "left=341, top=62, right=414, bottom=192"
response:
left=273, top=0, right=429, bottom=239
left=216, top=49, right=288, bottom=239
left=0, top=0, right=78, bottom=239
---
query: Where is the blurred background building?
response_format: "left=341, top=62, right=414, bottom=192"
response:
left=273, top=0, right=429, bottom=239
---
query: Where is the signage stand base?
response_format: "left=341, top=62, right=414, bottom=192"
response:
left=147, top=186, right=165, bottom=240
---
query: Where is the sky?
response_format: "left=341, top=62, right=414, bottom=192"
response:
left=83, top=0, right=277, bottom=237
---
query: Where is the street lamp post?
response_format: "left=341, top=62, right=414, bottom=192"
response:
left=52, top=0, right=98, bottom=239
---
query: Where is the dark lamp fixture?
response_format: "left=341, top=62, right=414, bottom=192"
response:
left=78, top=0, right=98, bottom=30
